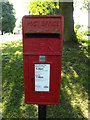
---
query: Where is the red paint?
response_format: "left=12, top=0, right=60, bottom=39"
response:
left=44, top=86, right=48, bottom=88
left=22, top=15, right=64, bottom=105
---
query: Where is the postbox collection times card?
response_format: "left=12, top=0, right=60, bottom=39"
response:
left=35, top=64, right=50, bottom=92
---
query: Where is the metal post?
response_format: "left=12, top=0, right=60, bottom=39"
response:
left=38, top=105, right=46, bottom=120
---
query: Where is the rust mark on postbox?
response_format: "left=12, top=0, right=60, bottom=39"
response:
left=22, top=15, right=64, bottom=105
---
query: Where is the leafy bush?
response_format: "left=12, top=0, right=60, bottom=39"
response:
left=75, top=25, right=88, bottom=40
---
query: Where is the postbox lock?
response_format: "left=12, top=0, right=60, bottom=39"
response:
left=39, top=56, right=46, bottom=62
left=31, top=78, right=33, bottom=82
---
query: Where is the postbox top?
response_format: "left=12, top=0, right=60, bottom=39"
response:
left=22, top=15, right=63, bottom=34
left=22, top=15, right=63, bottom=18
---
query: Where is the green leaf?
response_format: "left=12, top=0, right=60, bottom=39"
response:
left=26, top=2, right=60, bottom=15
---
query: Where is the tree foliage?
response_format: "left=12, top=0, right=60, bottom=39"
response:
left=74, top=0, right=88, bottom=10
left=2, top=1, right=16, bottom=34
left=82, top=0, right=88, bottom=10
left=27, top=2, right=60, bottom=15
left=26, top=2, right=74, bottom=42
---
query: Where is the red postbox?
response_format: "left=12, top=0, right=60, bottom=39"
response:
left=22, top=15, right=63, bottom=105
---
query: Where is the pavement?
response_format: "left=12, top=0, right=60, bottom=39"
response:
left=0, top=34, right=22, bottom=43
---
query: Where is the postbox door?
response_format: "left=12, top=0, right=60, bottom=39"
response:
left=24, top=55, right=61, bottom=104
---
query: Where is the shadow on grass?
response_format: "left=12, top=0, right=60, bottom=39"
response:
left=62, top=41, right=88, bottom=91
left=2, top=40, right=88, bottom=119
left=2, top=40, right=38, bottom=118
left=47, top=41, right=88, bottom=119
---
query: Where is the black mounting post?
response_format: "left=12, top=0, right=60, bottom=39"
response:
left=38, top=105, right=46, bottom=120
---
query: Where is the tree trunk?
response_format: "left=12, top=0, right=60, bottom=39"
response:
left=60, top=2, right=74, bottom=42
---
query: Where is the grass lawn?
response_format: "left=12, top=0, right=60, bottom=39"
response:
left=2, top=39, right=89, bottom=119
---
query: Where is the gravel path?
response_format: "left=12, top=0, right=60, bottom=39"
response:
left=0, top=34, right=22, bottom=43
